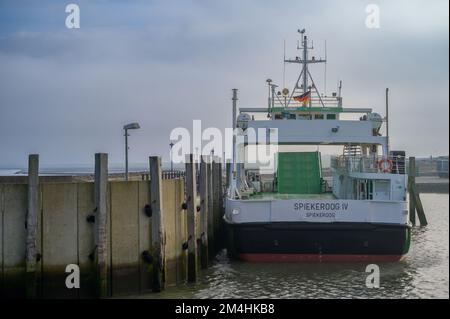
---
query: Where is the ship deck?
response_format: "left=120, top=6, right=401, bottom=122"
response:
left=247, top=192, right=336, bottom=200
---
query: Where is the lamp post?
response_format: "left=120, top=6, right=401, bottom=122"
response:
left=123, top=122, right=140, bottom=181
left=169, top=142, right=174, bottom=173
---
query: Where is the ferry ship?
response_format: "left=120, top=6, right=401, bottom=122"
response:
left=224, top=29, right=411, bottom=262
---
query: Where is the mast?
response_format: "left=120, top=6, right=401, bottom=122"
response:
left=271, top=83, right=277, bottom=109
left=324, top=40, right=327, bottom=96
left=230, top=89, right=238, bottom=197
left=302, top=32, right=308, bottom=95
left=266, top=79, right=272, bottom=116
left=385, top=87, right=390, bottom=156
left=283, top=39, right=286, bottom=89
left=284, top=29, right=327, bottom=108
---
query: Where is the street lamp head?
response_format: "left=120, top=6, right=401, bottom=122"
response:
left=123, top=122, right=140, bottom=130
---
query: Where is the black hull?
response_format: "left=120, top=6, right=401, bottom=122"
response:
left=227, top=222, right=411, bottom=262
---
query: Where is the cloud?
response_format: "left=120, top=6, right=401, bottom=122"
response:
left=0, top=0, right=448, bottom=167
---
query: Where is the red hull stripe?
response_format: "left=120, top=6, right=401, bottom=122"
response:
left=238, top=253, right=405, bottom=262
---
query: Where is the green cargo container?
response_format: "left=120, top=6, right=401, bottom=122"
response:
left=276, top=152, right=322, bottom=194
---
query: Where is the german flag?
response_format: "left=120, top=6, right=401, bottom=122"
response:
left=293, top=91, right=311, bottom=103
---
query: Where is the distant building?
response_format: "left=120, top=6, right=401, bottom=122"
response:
left=437, top=156, right=449, bottom=178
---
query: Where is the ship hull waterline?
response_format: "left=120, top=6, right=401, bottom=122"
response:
left=226, top=222, right=411, bottom=262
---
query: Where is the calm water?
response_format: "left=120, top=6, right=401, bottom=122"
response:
left=144, top=193, right=449, bottom=299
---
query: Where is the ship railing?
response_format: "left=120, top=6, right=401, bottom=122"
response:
left=331, top=155, right=406, bottom=175
left=274, top=96, right=341, bottom=108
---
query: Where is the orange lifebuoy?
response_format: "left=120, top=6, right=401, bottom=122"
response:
left=378, top=158, right=393, bottom=173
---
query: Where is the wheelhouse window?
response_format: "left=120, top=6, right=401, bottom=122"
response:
left=326, top=114, right=336, bottom=120
left=298, top=114, right=312, bottom=120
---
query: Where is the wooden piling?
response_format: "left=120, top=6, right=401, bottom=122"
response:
left=94, top=153, right=109, bottom=298
left=149, top=156, right=165, bottom=292
left=199, top=157, right=209, bottom=269
left=212, top=157, right=222, bottom=252
left=226, top=162, right=231, bottom=191
left=206, top=157, right=214, bottom=259
left=217, top=159, right=224, bottom=248
left=408, top=157, right=416, bottom=226
left=412, top=189, right=428, bottom=226
left=185, top=154, right=198, bottom=282
left=408, top=157, right=428, bottom=227
left=26, top=154, right=39, bottom=298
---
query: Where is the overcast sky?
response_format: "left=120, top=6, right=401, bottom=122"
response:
left=0, top=0, right=448, bottom=168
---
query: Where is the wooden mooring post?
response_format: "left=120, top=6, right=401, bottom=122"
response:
left=217, top=159, right=224, bottom=248
left=408, top=157, right=428, bottom=226
left=149, top=156, right=165, bottom=292
left=199, top=156, right=209, bottom=269
left=207, top=157, right=214, bottom=259
left=212, top=157, right=223, bottom=252
left=94, top=153, right=109, bottom=298
left=26, top=154, right=39, bottom=298
left=226, top=161, right=231, bottom=191
left=185, top=154, right=198, bottom=282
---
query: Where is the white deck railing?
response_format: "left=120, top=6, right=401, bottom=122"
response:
left=331, top=155, right=406, bottom=175
left=274, top=96, right=342, bottom=108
